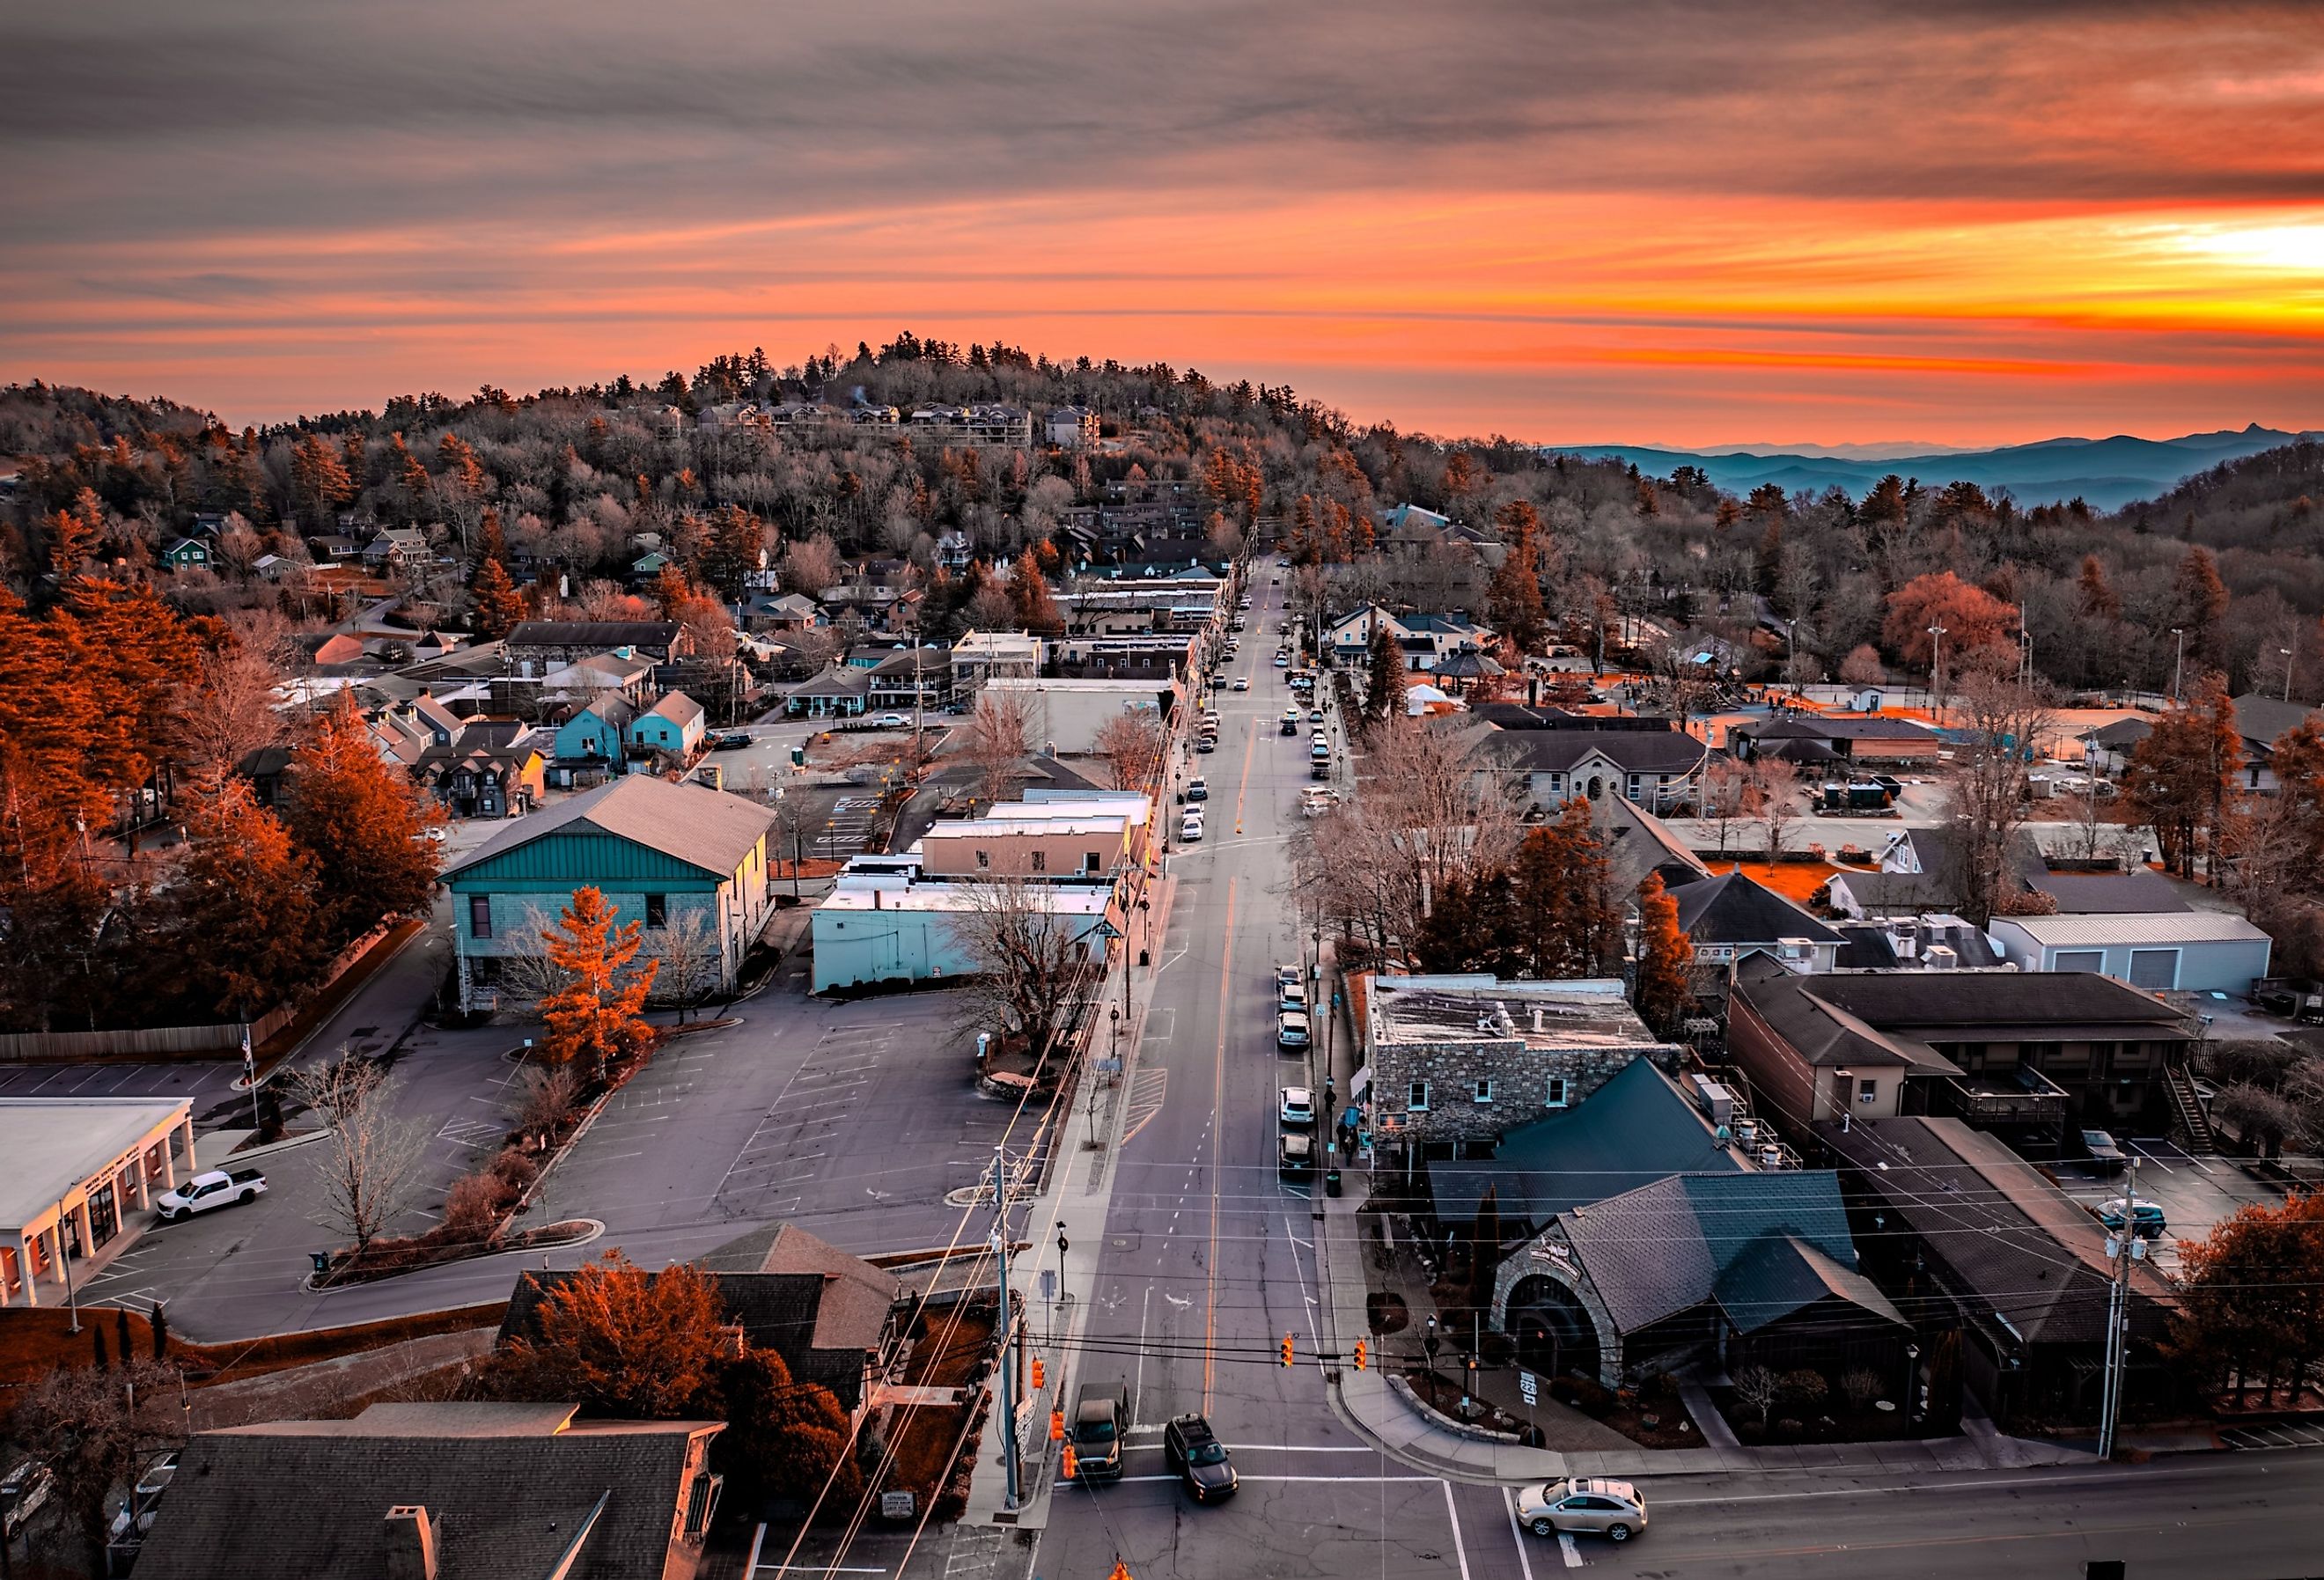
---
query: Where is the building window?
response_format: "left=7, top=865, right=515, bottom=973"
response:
left=645, top=893, right=667, bottom=929
left=1086, top=851, right=1102, bottom=873
left=468, top=895, right=492, bottom=940
left=1474, top=1078, right=1494, bottom=1104
left=1030, top=850, right=1047, bottom=872
left=1546, top=1077, right=1570, bottom=1108
left=1408, top=1080, right=1430, bottom=1113
left=1857, top=1077, right=1878, bottom=1104
left=1625, top=773, right=1642, bottom=802
left=975, top=849, right=990, bottom=869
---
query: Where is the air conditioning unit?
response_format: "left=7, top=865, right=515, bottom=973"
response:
left=1777, top=937, right=1813, bottom=963
left=1924, top=944, right=1958, bottom=970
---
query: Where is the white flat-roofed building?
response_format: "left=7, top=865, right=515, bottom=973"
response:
left=2, top=1098, right=195, bottom=1307
left=1989, top=911, right=2274, bottom=995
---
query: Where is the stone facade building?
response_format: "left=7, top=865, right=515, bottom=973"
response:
left=1355, top=974, right=1680, bottom=1160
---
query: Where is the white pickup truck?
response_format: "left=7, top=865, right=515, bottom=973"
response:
left=153, top=1168, right=267, bottom=1222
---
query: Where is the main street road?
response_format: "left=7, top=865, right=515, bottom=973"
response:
left=1020, top=570, right=2324, bottom=1580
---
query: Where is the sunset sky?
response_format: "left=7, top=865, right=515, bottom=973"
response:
left=4, top=0, right=2320, bottom=445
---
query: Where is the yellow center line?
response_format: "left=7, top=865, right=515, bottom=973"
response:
left=1232, top=699, right=1259, bottom=834
left=1203, top=874, right=1236, bottom=1412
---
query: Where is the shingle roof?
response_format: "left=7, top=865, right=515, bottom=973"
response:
left=1429, top=1060, right=1739, bottom=1229
left=1802, top=969, right=2193, bottom=1035
left=2024, top=870, right=2190, bottom=915
left=444, top=775, right=772, bottom=882
left=1478, top=729, right=1711, bottom=776
left=1746, top=714, right=1940, bottom=742
left=1717, top=1234, right=1906, bottom=1334
left=1668, top=870, right=1845, bottom=945
left=1555, top=1171, right=1861, bottom=1335
left=1731, top=955, right=1959, bottom=1073
left=1818, top=1116, right=2176, bottom=1345
left=507, top=620, right=683, bottom=650
left=2230, top=693, right=2317, bottom=749
left=637, top=691, right=704, bottom=728
left=134, top=1402, right=715, bottom=1580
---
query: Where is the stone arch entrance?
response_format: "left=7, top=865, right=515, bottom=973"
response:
left=1505, top=1274, right=1602, bottom=1384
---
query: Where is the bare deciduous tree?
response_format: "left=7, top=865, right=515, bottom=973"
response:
left=1092, top=709, right=1166, bottom=793
left=1700, top=754, right=1753, bottom=857
left=1948, top=673, right=2053, bottom=928
left=1750, top=756, right=1804, bottom=862
left=644, top=909, right=724, bottom=1021
left=290, top=1053, right=431, bottom=1253
left=939, top=875, right=1094, bottom=1069
left=962, top=688, right=1038, bottom=806
left=1733, top=1363, right=1781, bottom=1429
left=12, top=1357, right=182, bottom=1570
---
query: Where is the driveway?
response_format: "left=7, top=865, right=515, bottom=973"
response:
left=2052, top=1137, right=2291, bottom=1276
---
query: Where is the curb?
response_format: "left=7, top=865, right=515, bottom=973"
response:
left=299, top=1218, right=606, bottom=1295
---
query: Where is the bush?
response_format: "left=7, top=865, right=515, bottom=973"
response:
left=1642, top=1371, right=1680, bottom=1404
left=442, top=1172, right=506, bottom=1241
left=1841, top=1367, right=1883, bottom=1412
left=490, top=1149, right=541, bottom=1195
left=1566, top=1378, right=1614, bottom=1418
left=1775, top=1416, right=1805, bottom=1441
left=1779, top=1369, right=1830, bottom=1410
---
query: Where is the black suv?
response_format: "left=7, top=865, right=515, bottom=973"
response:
left=1162, top=1414, right=1239, bottom=1503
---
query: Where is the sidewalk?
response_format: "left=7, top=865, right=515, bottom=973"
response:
left=957, top=871, right=1183, bottom=1531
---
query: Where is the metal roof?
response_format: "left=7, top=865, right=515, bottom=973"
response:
left=1994, top=912, right=2272, bottom=946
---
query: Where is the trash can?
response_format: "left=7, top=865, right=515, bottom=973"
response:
left=1324, top=1170, right=1342, bottom=1198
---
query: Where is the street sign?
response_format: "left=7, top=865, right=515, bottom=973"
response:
left=1519, top=1371, right=1539, bottom=1404
left=1040, top=1268, right=1057, bottom=1304
left=881, top=1490, right=915, bottom=1520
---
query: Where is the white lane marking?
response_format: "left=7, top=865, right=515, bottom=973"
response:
left=1133, top=1284, right=1152, bottom=1426
left=1504, top=1486, right=1541, bottom=1580
left=1118, top=1474, right=1435, bottom=1484
left=1557, top=1532, right=1583, bottom=1569
left=1442, top=1479, right=1475, bottom=1580
left=1655, top=1466, right=2211, bottom=1506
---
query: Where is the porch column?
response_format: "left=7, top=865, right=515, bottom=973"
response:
left=48, top=1222, right=71, bottom=1293
left=130, top=1152, right=153, bottom=1211
left=6, top=1231, right=33, bottom=1307
left=173, top=1116, right=195, bottom=1185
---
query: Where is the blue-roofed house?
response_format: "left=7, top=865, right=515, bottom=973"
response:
left=549, top=694, right=634, bottom=788
left=1489, top=1168, right=1908, bottom=1390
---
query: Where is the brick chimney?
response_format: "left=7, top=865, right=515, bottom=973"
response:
left=383, top=1505, right=438, bottom=1580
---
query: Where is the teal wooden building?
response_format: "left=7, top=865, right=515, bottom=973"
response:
left=440, top=775, right=776, bottom=1012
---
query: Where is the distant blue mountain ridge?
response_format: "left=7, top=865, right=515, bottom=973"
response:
left=1546, top=423, right=2320, bottom=512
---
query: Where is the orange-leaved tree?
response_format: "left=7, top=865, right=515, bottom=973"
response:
left=170, top=776, right=324, bottom=1020
left=500, top=1250, right=725, bottom=1418
left=470, top=555, right=526, bottom=640
left=538, top=886, right=657, bottom=1075
left=1631, top=872, right=1694, bottom=1038
left=289, top=694, right=441, bottom=948
left=1880, top=571, right=2017, bottom=670
left=2123, top=672, right=2240, bottom=880
left=2170, top=1191, right=2324, bottom=1409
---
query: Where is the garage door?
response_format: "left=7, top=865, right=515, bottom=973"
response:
left=2055, top=950, right=2104, bottom=973
left=2127, top=948, right=2179, bottom=990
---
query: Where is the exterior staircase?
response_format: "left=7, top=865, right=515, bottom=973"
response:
left=2166, top=1062, right=2217, bottom=1155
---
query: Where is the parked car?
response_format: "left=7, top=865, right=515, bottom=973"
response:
left=2098, top=1197, right=2167, bottom=1238
left=1070, top=1385, right=1129, bottom=1482
left=1310, top=760, right=1333, bottom=781
left=1278, top=1130, right=1316, bottom=1179
left=2080, top=1128, right=2129, bottom=1172
left=1195, top=736, right=1216, bottom=753
left=1276, top=963, right=1300, bottom=988
left=154, top=1168, right=267, bottom=1222
left=1515, top=1478, right=1649, bottom=1543
left=1280, top=1086, right=1315, bottom=1127
left=1232, top=676, right=1250, bottom=691
left=1180, top=810, right=1205, bottom=841
left=710, top=731, right=753, bottom=751
left=1308, top=708, right=1325, bottom=724
left=1276, top=1010, right=1311, bottom=1048
left=2, top=1459, right=55, bottom=1542
left=875, top=712, right=910, bottom=728
left=1301, top=786, right=1338, bottom=815
left=107, top=1451, right=178, bottom=1547
left=1274, top=653, right=1291, bottom=668
left=1186, top=777, right=1208, bottom=801
left=1280, top=981, right=1307, bottom=1015
left=1163, top=1413, right=1239, bottom=1503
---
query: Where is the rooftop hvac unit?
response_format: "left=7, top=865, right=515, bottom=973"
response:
left=1686, top=1074, right=1734, bottom=1127
left=1924, top=944, right=1958, bottom=970
left=1777, top=937, right=1813, bottom=963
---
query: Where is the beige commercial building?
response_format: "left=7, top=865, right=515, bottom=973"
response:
left=1, top=1097, right=195, bottom=1307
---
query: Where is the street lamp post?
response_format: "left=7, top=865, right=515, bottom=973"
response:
left=1925, top=623, right=1948, bottom=717
left=2170, top=628, right=2187, bottom=702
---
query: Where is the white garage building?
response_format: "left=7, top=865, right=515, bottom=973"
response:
left=1989, top=912, right=2274, bottom=995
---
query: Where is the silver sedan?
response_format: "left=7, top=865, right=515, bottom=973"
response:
left=1514, top=1478, right=1649, bottom=1542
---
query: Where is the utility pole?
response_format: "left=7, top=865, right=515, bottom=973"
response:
left=2098, top=1154, right=2141, bottom=1459
left=2170, top=628, right=2187, bottom=703
left=989, top=1148, right=1021, bottom=1509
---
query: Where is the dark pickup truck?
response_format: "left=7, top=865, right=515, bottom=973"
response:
left=1070, top=1384, right=1128, bottom=1482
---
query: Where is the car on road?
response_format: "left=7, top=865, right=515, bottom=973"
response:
left=1278, top=1130, right=1316, bottom=1180
left=1280, top=1086, right=1315, bottom=1127
left=2098, top=1196, right=2168, bottom=1238
left=1232, top=675, right=1249, bottom=690
left=1163, top=1413, right=1239, bottom=1503
left=1185, top=776, right=1208, bottom=801
left=875, top=712, right=910, bottom=728
left=1515, top=1478, right=1649, bottom=1542
left=1274, top=652, right=1291, bottom=668
left=1239, top=596, right=1254, bottom=609
left=1279, top=981, right=1307, bottom=1015
left=2080, top=1128, right=2129, bottom=1172
left=1310, top=759, right=1333, bottom=781
left=1195, top=735, right=1215, bottom=753
left=1276, top=1010, right=1310, bottom=1048
left=1070, top=1385, right=1129, bottom=1482
left=1281, top=716, right=1298, bottom=736
left=1309, top=708, right=1325, bottom=724
left=154, top=1168, right=267, bottom=1222
left=710, top=731, right=754, bottom=751
left=1180, top=810, right=1205, bottom=841
left=1300, top=786, right=1338, bottom=815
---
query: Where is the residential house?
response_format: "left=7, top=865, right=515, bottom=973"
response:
left=1324, top=606, right=1495, bottom=672
left=1733, top=966, right=2195, bottom=1143
left=1357, top=974, right=1680, bottom=1160
left=743, top=592, right=825, bottom=633
left=630, top=549, right=672, bottom=580
left=1047, top=406, right=1100, bottom=447
left=629, top=691, right=708, bottom=759
left=1463, top=722, right=1711, bottom=816
left=1823, top=826, right=2034, bottom=920
left=1667, top=869, right=1847, bottom=976
left=557, top=648, right=660, bottom=707
left=441, top=775, right=776, bottom=1010
left=506, top=620, right=692, bottom=666
left=1583, top=793, right=1711, bottom=897
left=249, top=552, right=293, bottom=581
left=782, top=665, right=872, bottom=718
left=937, top=530, right=975, bottom=572
left=1989, top=911, right=2272, bottom=994
left=2, top=1099, right=195, bottom=1309
left=133, top=1402, right=724, bottom=1580
left=159, top=535, right=215, bottom=571
left=1725, top=952, right=1969, bottom=1132
left=1489, top=1169, right=1908, bottom=1391
left=361, top=527, right=430, bottom=571
left=548, top=694, right=635, bottom=788
left=416, top=721, right=547, bottom=819
left=504, top=1222, right=900, bottom=1415
left=306, top=533, right=362, bottom=562
left=1819, top=1115, right=2181, bottom=1431
left=2228, top=693, right=2316, bottom=792
left=2078, top=717, right=2153, bottom=776
left=864, top=646, right=954, bottom=712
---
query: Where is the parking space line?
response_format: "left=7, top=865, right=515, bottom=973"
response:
left=1556, top=1532, right=1582, bottom=1569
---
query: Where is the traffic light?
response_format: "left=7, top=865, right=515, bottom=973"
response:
left=1030, top=1356, right=1045, bottom=1390
left=1060, top=1444, right=1079, bottom=1481
left=1352, top=1340, right=1367, bottom=1371
left=1281, top=1332, right=1294, bottom=1367
left=1049, top=1408, right=1065, bottom=1442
